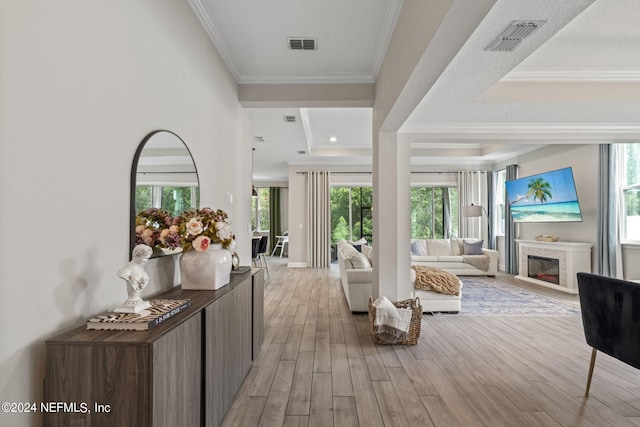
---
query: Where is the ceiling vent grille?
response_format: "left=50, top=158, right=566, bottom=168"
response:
left=287, top=37, right=317, bottom=51
left=254, top=136, right=265, bottom=143
left=486, top=20, right=545, bottom=52
left=284, top=115, right=296, bottom=123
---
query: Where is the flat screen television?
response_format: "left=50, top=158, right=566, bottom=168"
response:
left=505, top=167, right=583, bottom=223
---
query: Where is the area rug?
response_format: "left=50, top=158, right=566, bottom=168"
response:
left=446, top=277, right=581, bottom=316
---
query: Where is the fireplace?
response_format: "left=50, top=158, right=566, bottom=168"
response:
left=527, top=255, right=560, bottom=285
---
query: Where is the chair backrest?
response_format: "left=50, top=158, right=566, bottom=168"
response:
left=258, top=235, right=269, bottom=254
left=251, top=238, right=260, bottom=258
left=577, top=272, right=640, bottom=370
left=282, top=231, right=289, bottom=242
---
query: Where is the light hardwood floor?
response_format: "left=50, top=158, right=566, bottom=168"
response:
left=223, top=259, right=640, bottom=427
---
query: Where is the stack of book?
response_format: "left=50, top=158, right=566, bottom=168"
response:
left=86, top=299, right=191, bottom=331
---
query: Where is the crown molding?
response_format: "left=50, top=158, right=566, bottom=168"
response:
left=188, top=0, right=240, bottom=81
left=400, top=122, right=640, bottom=136
left=504, top=70, right=640, bottom=83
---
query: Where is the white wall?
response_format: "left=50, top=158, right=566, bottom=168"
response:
left=0, top=1, right=252, bottom=426
left=494, top=144, right=599, bottom=271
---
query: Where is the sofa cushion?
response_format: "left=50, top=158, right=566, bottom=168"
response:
left=426, top=239, right=453, bottom=256
left=350, top=252, right=372, bottom=269
left=463, top=239, right=484, bottom=255
left=450, top=238, right=464, bottom=256
left=438, top=256, right=464, bottom=262
left=411, top=255, right=438, bottom=262
left=361, top=245, right=374, bottom=263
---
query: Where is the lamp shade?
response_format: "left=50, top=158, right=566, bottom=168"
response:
left=463, top=205, right=483, bottom=218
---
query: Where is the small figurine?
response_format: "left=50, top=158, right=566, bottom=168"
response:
left=114, top=244, right=153, bottom=313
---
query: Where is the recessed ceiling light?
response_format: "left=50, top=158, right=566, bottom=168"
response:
left=329, top=136, right=337, bottom=143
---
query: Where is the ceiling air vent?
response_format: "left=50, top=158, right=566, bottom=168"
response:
left=486, top=20, right=545, bottom=52
left=287, top=37, right=317, bottom=51
left=254, top=136, right=266, bottom=143
left=284, top=115, right=296, bottom=123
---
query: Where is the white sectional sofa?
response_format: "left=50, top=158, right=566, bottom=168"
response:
left=336, top=240, right=373, bottom=312
left=336, top=239, right=464, bottom=313
left=410, top=238, right=498, bottom=276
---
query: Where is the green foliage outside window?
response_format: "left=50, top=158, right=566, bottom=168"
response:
left=330, top=187, right=372, bottom=244
left=135, top=185, right=197, bottom=216
left=410, top=187, right=458, bottom=239
left=252, top=188, right=270, bottom=231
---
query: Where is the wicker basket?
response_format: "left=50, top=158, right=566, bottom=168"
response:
left=368, top=297, right=422, bottom=345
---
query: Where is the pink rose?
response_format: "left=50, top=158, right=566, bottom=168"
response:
left=201, top=207, right=213, bottom=214
left=169, top=225, right=179, bottom=234
left=187, top=218, right=204, bottom=236
left=135, top=225, right=146, bottom=234
left=193, top=236, right=211, bottom=252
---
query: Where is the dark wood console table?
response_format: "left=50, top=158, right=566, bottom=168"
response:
left=44, top=268, right=264, bottom=427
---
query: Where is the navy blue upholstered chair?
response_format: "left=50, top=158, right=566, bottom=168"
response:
left=577, top=272, right=640, bottom=397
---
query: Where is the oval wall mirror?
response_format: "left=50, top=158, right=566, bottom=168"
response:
left=130, top=130, right=200, bottom=258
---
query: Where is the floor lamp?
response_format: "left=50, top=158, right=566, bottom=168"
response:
left=462, top=204, right=491, bottom=245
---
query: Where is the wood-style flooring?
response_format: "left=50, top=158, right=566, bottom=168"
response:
left=222, top=258, right=640, bottom=426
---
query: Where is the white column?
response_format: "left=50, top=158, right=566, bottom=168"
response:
left=372, top=130, right=412, bottom=302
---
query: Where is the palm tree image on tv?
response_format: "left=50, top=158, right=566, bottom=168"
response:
left=510, top=177, right=553, bottom=205
left=505, top=168, right=583, bottom=223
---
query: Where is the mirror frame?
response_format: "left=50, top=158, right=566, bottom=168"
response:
left=130, top=130, right=200, bottom=258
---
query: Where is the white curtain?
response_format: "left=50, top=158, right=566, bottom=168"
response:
left=307, top=171, right=331, bottom=268
left=458, top=170, right=489, bottom=242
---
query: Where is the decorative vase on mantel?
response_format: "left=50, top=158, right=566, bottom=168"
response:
left=179, top=244, right=232, bottom=290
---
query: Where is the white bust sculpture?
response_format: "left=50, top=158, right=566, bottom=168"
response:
left=114, top=244, right=153, bottom=313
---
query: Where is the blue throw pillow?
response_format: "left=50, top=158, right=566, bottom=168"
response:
left=352, top=244, right=362, bottom=252
left=410, top=241, right=424, bottom=256
left=463, top=240, right=484, bottom=255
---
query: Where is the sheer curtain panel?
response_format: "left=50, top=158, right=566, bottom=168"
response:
left=307, top=171, right=331, bottom=268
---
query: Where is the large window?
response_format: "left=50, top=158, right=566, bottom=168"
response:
left=331, top=187, right=372, bottom=244
left=410, top=186, right=458, bottom=239
left=251, top=188, right=270, bottom=232
left=621, top=144, right=640, bottom=241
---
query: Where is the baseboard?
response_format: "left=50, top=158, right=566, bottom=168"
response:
left=288, top=262, right=307, bottom=268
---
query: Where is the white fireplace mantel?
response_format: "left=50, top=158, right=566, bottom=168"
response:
left=515, top=239, right=592, bottom=294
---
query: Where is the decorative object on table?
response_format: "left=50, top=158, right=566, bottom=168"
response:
left=114, top=244, right=154, bottom=313
left=87, top=299, right=191, bottom=331
left=176, top=207, right=235, bottom=290
left=231, top=265, right=252, bottom=274
left=231, top=251, right=240, bottom=269
left=135, top=207, right=183, bottom=254
left=368, top=296, right=421, bottom=345
left=535, top=235, right=559, bottom=242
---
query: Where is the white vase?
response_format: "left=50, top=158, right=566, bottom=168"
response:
left=179, top=244, right=232, bottom=290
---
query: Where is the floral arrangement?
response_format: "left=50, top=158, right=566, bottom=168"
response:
left=135, top=208, right=179, bottom=248
left=135, top=207, right=235, bottom=253
left=176, top=207, right=235, bottom=252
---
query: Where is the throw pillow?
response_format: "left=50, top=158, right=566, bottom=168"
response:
left=339, top=242, right=360, bottom=259
left=361, top=245, right=374, bottom=263
left=463, top=240, right=484, bottom=255
left=352, top=244, right=363, bottom=252
left=348, top=238, right=367, bottom=246
left=410, top=241, right=424, bottom=256
left=350, top=252, right=372, bottom=269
